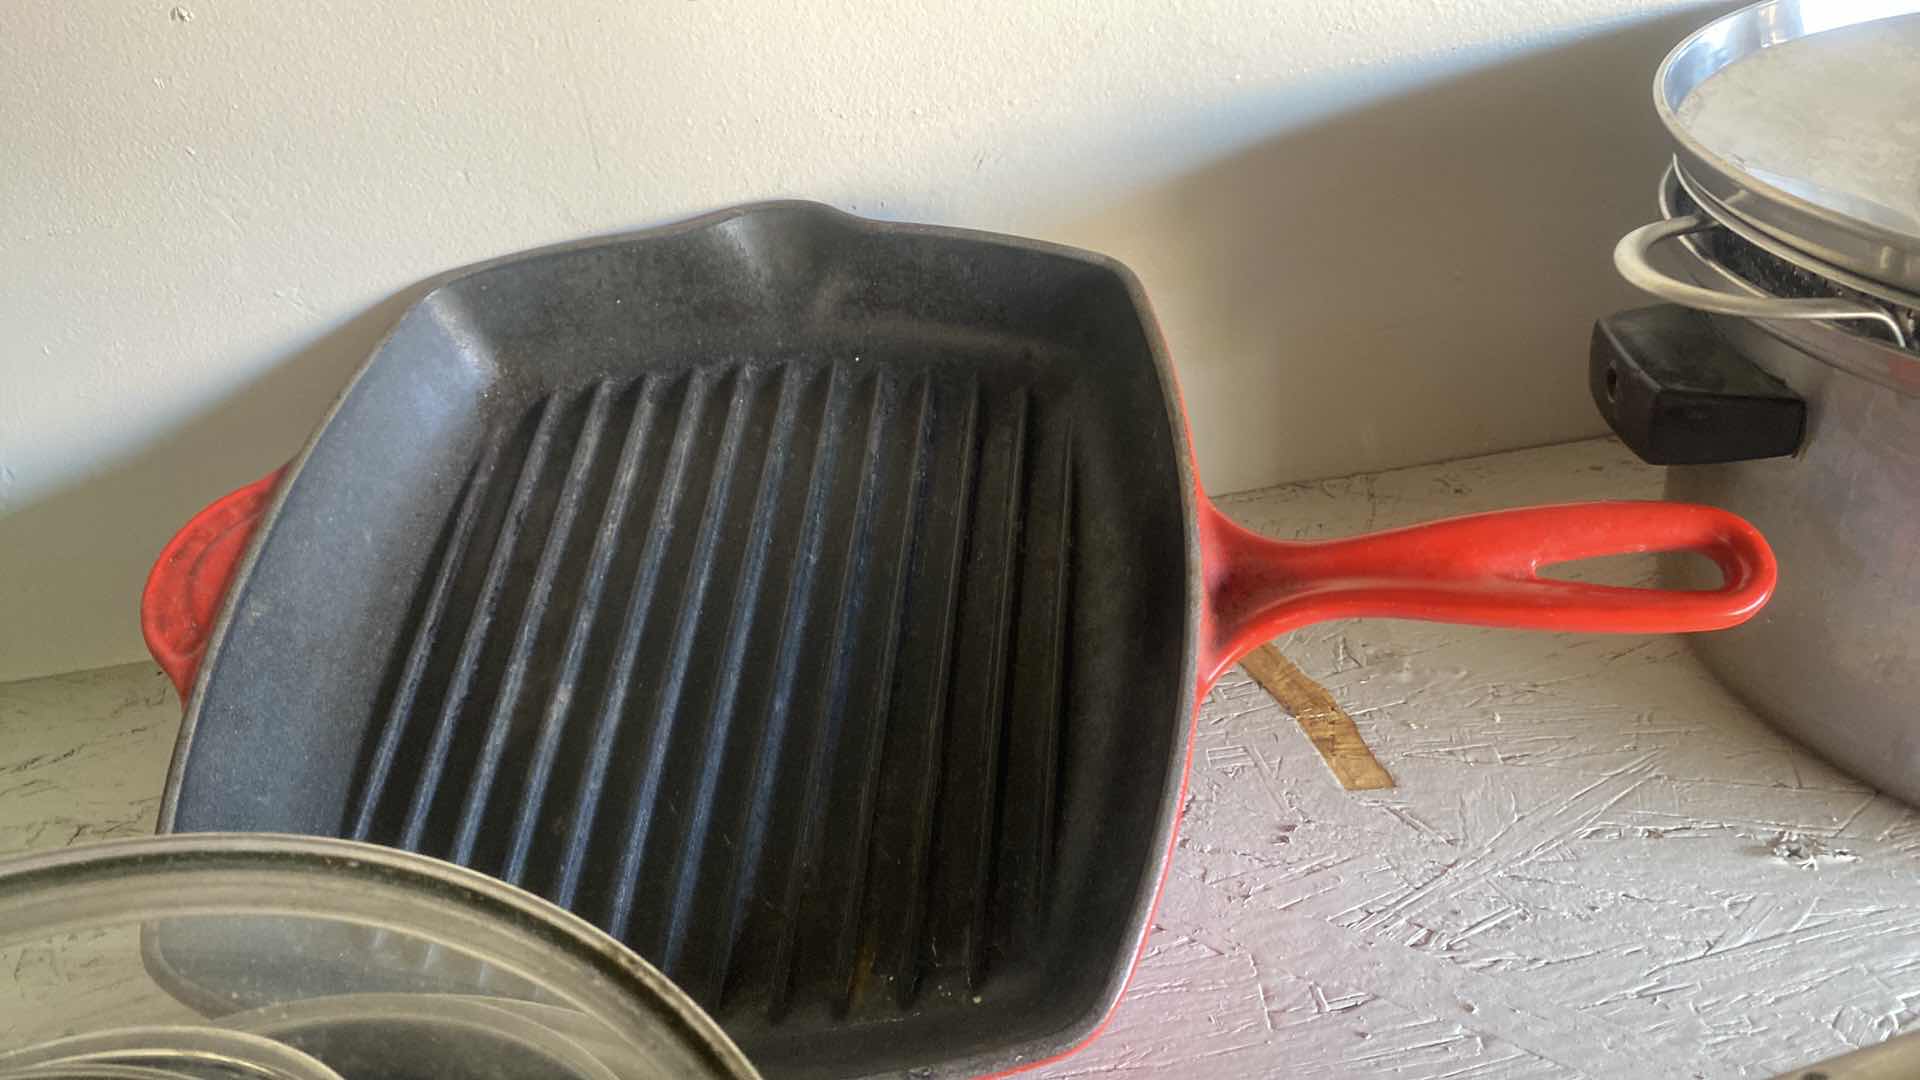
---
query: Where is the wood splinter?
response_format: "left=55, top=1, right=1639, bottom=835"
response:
left=1240, top=644, right=1394, bottom=791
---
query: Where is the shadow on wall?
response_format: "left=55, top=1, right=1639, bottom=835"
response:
left=0, top=292, right=423, bottom=682
left=1045, top=4, right=1737, bottom=497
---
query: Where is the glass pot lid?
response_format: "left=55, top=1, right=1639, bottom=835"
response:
left=0, top=833, right=759, bottom=1080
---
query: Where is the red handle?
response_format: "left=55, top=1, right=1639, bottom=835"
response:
left=141, top=469, right=284, bottom=701
left=1196, top=499, right=1777, bottom=689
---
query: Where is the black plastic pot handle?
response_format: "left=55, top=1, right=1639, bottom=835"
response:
left=1590, top=305, right=1806, bottom=465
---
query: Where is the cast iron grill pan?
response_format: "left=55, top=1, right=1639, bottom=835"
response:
left=162, top=205, right=1196, bottom=1078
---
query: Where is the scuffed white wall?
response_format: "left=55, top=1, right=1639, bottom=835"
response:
left=0, top=0, right=1719, bottom=679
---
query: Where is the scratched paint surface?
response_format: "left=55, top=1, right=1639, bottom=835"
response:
left=2, top=438, right=1916, bottom=1077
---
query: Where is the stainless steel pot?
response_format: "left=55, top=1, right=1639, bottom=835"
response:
left=1664, top=241, right=1920, bottom=803
left=1595, top=166, right=1920, bottom=803
left=1596, top=0, right=1920, bottom=803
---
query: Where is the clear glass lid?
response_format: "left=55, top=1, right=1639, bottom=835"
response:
left=0, top=834, right=758, bottom=1080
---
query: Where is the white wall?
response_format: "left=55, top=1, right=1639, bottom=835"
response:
left=0, top=0, right=1722, bottom=680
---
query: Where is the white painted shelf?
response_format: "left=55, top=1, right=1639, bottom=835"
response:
left=3, top=438, right=1913, bottom=1078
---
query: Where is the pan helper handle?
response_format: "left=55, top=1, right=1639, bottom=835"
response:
left=1196, top=500, right=1776, bottom=687
left=142, top=469, right=284, bottom=702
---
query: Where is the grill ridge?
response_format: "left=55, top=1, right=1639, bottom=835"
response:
left=913, top=382, right=1027, bottom=992
left=554, top=372, right=712, bottom=909
left=401, top=395, right=561, bottom=852
left=830, top=372, right=935, bottom=1013
left=450, top=380, right=614, bottom=863
left=884, top=378, right=981, bottom=1007
left=964, top=386, right=1029, bottom=990
left=603, top=369, right=756, bottom=940
left=766, top=366, right=893, bottom=1019
left=655, top=363, right=807, bottom=978
left=705, top=362, right=851, bottom=1010
left=1024, top=417, right=1076, bottom=935
left=500, top=375, right=664, bottom=885
left=348, top=438, right=501, bottom=842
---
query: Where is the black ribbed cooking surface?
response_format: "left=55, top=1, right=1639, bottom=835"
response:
left=340, top=360, right=1077, bottom=1023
